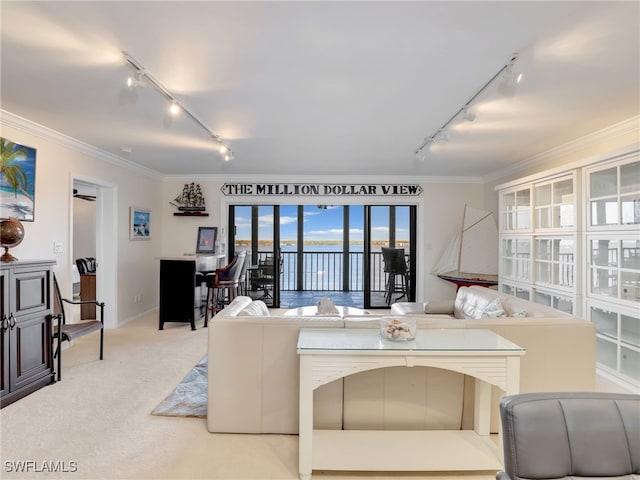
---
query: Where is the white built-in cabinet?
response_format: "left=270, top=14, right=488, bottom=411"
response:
left=499, top=173, right=578, bottom=315
left=584, top=157, right=639, bottom=389
left=498, top=153, right=640, bottom=390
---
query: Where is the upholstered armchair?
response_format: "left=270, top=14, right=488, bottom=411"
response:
left=497, top=392, right=640, bottom=480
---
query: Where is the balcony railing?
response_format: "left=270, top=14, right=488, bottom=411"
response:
left=251, top=250, right=390, bottom=292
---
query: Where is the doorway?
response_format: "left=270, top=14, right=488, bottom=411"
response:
left=70, top=176, right=117, bottom=329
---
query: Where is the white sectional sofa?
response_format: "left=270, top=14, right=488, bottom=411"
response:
left=207, top=287, right=596, bottom=435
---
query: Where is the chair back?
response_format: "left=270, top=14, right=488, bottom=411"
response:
left=498, top=392, right=640, bottom=480
left=382, top=248, right=407, bottom=274
left=237, top=250, right=251, bottom=284
left=52, top=274, right=67, bottom=325
left=218, top=251, right=246, bottom=282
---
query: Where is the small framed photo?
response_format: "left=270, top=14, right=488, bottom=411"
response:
left=130, top=207, right=151, bottom=240
left=196, top=226, right=217, bottom=254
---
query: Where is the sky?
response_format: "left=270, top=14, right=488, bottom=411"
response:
left=233, top=204, right=410, bottom=243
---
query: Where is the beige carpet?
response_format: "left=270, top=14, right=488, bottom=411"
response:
left=0, top=311, right=498, bottom=480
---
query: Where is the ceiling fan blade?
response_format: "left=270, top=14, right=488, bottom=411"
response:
left=73, top=189, right=97, bottom=201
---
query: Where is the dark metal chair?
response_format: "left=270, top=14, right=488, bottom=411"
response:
left=52, top=274, right=105, bottom=381
left=252, top=254, right=283, bottom=302
left=382, top=247, right=409, bottom=305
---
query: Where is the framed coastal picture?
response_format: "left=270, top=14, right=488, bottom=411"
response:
left=130, top=207, right=151, bottom=240
left=0, top=137, right=36, bottom=221
left=195, top=226, right=217, bottom=254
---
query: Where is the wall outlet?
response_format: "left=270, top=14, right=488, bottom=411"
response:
left=53, top=242, right=63, bottom=254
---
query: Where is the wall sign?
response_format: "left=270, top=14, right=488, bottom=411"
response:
left=221, top=183, right=423, bottom=196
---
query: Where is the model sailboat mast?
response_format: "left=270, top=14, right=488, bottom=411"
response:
left=432, top=205, right=499, bottom=289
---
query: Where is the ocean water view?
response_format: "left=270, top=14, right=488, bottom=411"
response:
left=236, top=241, right=411, bottom=292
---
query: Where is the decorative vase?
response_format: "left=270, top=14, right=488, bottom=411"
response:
left=0, top=217, right=25, bottom=262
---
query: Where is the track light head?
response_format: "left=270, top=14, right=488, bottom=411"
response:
left=462, top=106, right=475, bottom=122
left=126, top=72, right=144, bottom=89
left=498, top=53, right=522, bottom=97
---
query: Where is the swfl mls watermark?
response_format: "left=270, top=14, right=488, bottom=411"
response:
left=4, top=460, right=78, bottom=474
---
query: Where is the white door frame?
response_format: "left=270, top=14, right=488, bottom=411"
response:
left=70, top=174, right=118, bottom=329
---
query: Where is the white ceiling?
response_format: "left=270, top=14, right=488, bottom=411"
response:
left=1, top=1, right=639, bottom=178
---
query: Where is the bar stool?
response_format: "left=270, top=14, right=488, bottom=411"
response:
left=204, top=251, right=246, bottom=326
left=382, top=247, right=409, bottom=305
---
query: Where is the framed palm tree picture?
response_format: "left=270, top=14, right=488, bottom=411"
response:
left=1, top=138, right=36, bottom=221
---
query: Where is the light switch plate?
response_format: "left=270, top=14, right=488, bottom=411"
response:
left=54, top=242, right=63, bottom=254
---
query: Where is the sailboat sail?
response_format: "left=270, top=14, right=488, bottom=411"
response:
left=433, top=205, right=498, bottom=280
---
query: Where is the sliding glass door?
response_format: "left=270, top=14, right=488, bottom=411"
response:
left=229, top=203, right=416, bottom=309
left=230, top=205, right=280, bottom=307
left=364, top=205, right=416, bottom=308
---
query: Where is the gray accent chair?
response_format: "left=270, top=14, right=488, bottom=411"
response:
left=497, top=392, right=640, bottom=480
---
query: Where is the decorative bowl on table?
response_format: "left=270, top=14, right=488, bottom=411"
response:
left=380, top=317, right=416, bottom=341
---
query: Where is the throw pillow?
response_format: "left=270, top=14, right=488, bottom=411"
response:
left=237, top=300, right=270, bottom=316
left=481, top=298, right=507, bottom=318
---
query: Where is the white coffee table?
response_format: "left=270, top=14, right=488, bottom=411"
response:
left=296, top=328, right=525, bottom=479
left=284, top=305, right=368, bottom=317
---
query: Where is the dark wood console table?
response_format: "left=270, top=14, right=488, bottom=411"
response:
left=1, top=259, right=56, bottom=407
left=158, top=256, right=222, bottom=330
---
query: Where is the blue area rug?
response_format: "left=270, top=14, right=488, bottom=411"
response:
left=151, top=356, right=207, bottom=418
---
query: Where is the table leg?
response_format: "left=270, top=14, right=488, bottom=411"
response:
left=474, top=378, right=491, bottom=436
left=299, top=356, right=313, bottom=480
left=497, top=356, right=521, bottom=463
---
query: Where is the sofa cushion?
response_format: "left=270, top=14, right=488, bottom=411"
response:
left=237, top=300, right=270, bottom=316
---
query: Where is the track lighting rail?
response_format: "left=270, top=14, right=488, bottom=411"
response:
left=122, top=51, right=232, bottom=160
left=415, top=53, right=519, bottom=157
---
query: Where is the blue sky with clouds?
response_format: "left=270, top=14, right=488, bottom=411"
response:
left=234, top=205, right=409, bottom=243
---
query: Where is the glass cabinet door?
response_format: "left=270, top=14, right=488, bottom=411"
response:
left=590, top=237, right=640, bottom=304
left=589, top=302, right=640, bottom=388
left=621, top=161, right=640, bottom=225
left=534, top=176, right=574, bottom=230
left=589, top=160, right=640, bottom=227
left=502, top=237, right=531, bottom=281
left=500, top=282, right=531, bottom=300
left=534, top=237, right=575, bottom=288
left=502, top=187, right=531, bottom=231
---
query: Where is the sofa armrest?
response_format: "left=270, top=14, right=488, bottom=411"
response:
left=424, top=300, right=455, bottom=314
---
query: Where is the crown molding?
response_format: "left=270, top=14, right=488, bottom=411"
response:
left=484, top=115, right=640, bottom=184
left=161, top=173, right=485, bottom=184
left=0, top=110, right=163, bottom=180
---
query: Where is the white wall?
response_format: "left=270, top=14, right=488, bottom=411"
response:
left=162, top=177, right=487, bottom=302
left=1, top=113, right=163, bottom=326
left=483, top=116, right=640, bottom=209
left=73, top=197, right=96, bottom=259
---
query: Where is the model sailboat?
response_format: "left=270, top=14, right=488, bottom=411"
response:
left=432, top=205, right=499, bottom=289
left=170, top=183, right=206, bottom=212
